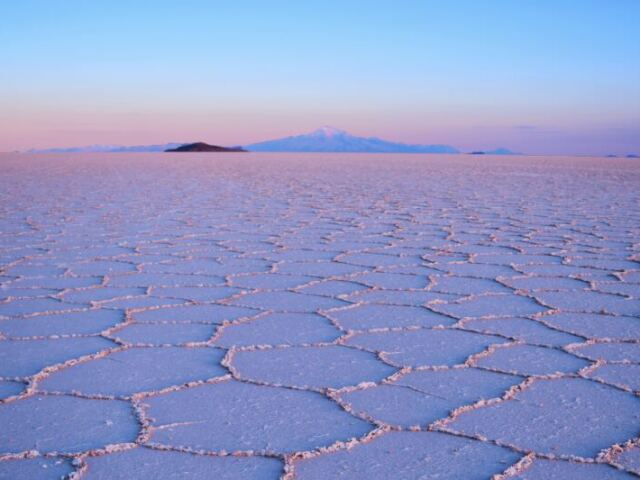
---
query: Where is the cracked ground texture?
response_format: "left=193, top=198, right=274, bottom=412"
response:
left=0, top=152, right=639, bottom=479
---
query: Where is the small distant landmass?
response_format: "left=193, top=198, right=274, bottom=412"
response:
left=470, top=148, right=521, bottom=155
left=165, top=142, right=246, bottom=152
left=245, top=126, right=459, bottom=153
left=605, top=154, right=638, bottom=158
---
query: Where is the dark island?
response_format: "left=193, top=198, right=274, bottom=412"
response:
left=165, top=142, right=246, bottom=152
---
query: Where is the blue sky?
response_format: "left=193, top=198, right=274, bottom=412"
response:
left=1, top=0, right=639, bottom=154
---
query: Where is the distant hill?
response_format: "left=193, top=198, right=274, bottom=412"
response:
left=245, top=126, right=459, bottom=153
left=165, top=142, right=245, bottom=152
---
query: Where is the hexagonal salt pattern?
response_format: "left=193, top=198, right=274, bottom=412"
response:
left=1, top=153, right=639, bottom=477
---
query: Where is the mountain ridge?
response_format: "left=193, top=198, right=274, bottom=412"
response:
left=246, top=126, right=459, bottom=153
left=27, top=143, right=185, bottom=154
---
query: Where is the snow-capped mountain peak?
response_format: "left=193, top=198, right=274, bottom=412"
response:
left=308, top=126, right=348, bottom=138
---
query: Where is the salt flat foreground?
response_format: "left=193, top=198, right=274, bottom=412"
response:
left=0, top=153, right=639, bottom=479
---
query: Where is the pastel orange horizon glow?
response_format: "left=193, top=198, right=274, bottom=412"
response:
left=1, top=1, right=639, bottom=155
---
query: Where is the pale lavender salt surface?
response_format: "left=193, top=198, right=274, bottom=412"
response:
left=228, top=290, right=348, bottom=311
left=295, top=279, right=365, bottom=297
left=615, top=446, right=640, bottom=475
left=0, top=395, right=137, bottom=454
left=0, top=336, right=115, bottom=377
left=112, top=322, right=216, bottom=345
left=82, top=447, right=284, bottom=479
left=230, top=345, right=396, bottom=389
left=340, top=368, right=521, bottom=427
left=510, top=459, right=636, bottom=479
left=330, top=303, right=453, bottom=329
left=344, top=288, right=460, bottom=305
left=586, top=363, right=640, bottom=391
left=430, top=275, right=513, bottom=295
left=145, top=380, right=372, bottom=453
left=0, top=297, right=71, bottom=317
left=0, top=309, right=124, bottom=337
left=461, top=317, right=583, bottom=346
left=0, top=457, right=74, bottom=479
left=214, top=312, right=341, bottom=347
left=0, top=153, right=639, bottom=477
left=132, top=303, right=258, bottom=324
left=432, top=293, right=548, bottom=318
left=39, top=346, right=227, bottom=396
left=542, top=312, right=640, bottom=340
left=61, top=287, right=146, bottom=303
left=345, top=328, right=507, bottom=367
left=473, top=344, right=590, bottom=376
left=294, top=431, right=520, bottom=479
left=0, top=380, right=24, bottom=399
left=570, top=342, right=640, bottom=362
left=447, top=378, right=640, bottom=457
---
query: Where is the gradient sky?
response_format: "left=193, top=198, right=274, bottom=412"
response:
left=1, top=0, right=639, bottom=154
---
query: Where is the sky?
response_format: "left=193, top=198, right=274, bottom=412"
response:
left=1, top=0, right=639, bottom=155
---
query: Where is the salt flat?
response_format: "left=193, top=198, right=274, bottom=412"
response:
left=0, top=152, right=639, bottom=479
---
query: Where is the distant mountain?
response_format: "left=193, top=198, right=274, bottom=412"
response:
left=245, top=126, right=459, bottom=153
left=165, top=142, right=245, bottom=152
left=28, top=143, right=184, bottom=153
left=486, top=147, right=521, bottom=155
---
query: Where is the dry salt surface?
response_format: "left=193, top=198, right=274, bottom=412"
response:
left=0, top=152, right=639, bottom=480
